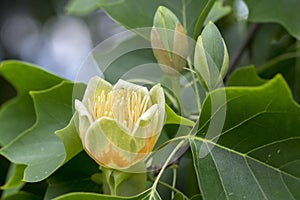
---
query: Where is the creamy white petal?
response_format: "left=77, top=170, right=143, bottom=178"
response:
left=132, top=104, right=162, bottom=139
left=149, top=83, right=165, bottom=132
left=82, top=76, right=113, bottom=107
left=75, top=99, right=93, bottom=140
left=113, top=79, right=149, bottom=96
left=150, top=83, right=165, bottom=108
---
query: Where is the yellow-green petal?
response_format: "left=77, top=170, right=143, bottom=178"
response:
left=84, top=118, right=145, bottom=169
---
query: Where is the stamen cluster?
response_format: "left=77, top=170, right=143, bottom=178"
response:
left=92, top=89, right=150, bottom=132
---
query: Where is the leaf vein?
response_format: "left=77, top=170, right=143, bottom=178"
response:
left=208, top=142, right=229, bottom=200
left=194, top=137, right=300, bottom=182
left=280, top=172, right=296, bottom=200
left=244, top=157, right=269, bottom=200
left=246, top=137, right=300, bottom=155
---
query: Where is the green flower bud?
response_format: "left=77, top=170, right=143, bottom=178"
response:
left=194, top=21, right=229, bottom=90
left=151, top=6, right=189, bottom=76
left=75, top=77, right=165, bottom=170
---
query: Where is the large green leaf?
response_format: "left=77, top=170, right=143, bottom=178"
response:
left=244, top=0, right=300, bottom=40
left=226, top=66, right=267, bottom=87
left=176, top=150, right=201, bottom=198
left=256, top=50, right=300, bottom=103
left=0, top=61, right=63, bottom=147
left=54, top=189, right=152, bottom=200
left=0, top=81, right=75, bottom=182
left=191, top=75, right=300, bottom=199
left=55, top=116, right=83, bottom=165
left=2, top=191, right=42, bottom=200
left=0, top=164, right=25, bottom=198
left=0, top=164, right=26, bottom=190
left=97, top=0, right=209, bottom=36
left=91, top=35, right=158, bottom=83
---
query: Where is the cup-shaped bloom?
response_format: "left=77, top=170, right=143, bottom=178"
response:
left=75, top=77, right=165, bottom=170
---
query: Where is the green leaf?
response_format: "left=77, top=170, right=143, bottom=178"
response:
left=244, top=0, right=300, bottom=40
left=2, top=191, right=42, bottom=200
left=0, top=61, right=63, bottom=147
left=190, top=194, right=202, bottom=200
left=1, top=164, right=25, bottom=190
left=191, top=75, right=300, bottom=199
left=0, top=164, right=25, bottom=198
left=0, top=81, right=75, bottom=182
left=175, top=150, right=201, bottom=197
left=204, top=1, right=232, bottom=25
left=248, top=24, right=296, bottom=67
left=193, top=0, right=215, bottom=39
left=227, top=66, right=267, bottom=86
left=65, top=0, right=99, bottom=16
left=53, top=189, right=152, bottom=200
left=172, top=193, right=184, bottom=200
left=54, top=116, right=83, bottom=165
left=54, top=84, right=86, bottom=165
left=54, top=81, right=86, bottom=150
left=92, top=35, right=158, bottom=84
left=97, top=0, right=209, bottom=36
left=165, top=104, right=195, bottom=127
left=256, top=50, right=300, bottom=103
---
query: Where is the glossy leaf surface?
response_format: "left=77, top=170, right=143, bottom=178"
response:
left=192, top=76, right=300, bottom=199
left=244, top=0, right=300, bottom=40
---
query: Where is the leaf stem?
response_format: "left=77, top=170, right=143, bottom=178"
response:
left=171, top=76, right=180, bottom=100
left=193, top=0, right=215, bottom=39
left=148, top=173, right=190, bottom=200
left=102, top=167, right=117, bottom=196
left=170, top=75, right=184, bottom=114
left=171, top=164, right=178, bottom=199
left=294, top=41, right=300, bottom=102
left=150, top=140, right=186, bottom=197
left=181, top=0, right=187, bottom=29
left=187, top=57, right=201, bottom=111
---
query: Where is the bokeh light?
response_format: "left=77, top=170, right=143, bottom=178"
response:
left=0, top=0, right=125, bottom=80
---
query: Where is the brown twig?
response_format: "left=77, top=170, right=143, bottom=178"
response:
left=225, top=23, right=261, bottom=81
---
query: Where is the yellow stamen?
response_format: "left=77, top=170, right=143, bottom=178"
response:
left=93, top=88, right=151, bottom=132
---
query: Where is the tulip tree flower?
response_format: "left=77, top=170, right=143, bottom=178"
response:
left=75, top=76, right=165, bottom=170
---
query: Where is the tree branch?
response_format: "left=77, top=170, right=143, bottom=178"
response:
left=225, top=23, right=261, bottom=80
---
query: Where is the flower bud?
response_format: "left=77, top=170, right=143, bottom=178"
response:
left=151, top=6, right=189, bottom=76
left=194, top=21, right=229, bottom=90
left=75, top=77, right=165, bottom=170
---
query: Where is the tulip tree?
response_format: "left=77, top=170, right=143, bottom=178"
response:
left=1, top=0, right=300, bottom=200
